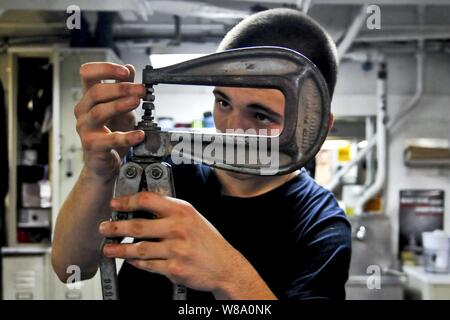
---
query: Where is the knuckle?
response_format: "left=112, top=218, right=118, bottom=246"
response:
left=119, top=82, right=130, bottom=95
left=128, top=96, right=140, bottom=109
left=170, top=243, right=188, bottom=259
left=89, top=107, right=102, bottom=124
left=89, top=84, right=102, bottom=102
left=167, top=261, right=184, bottom=279
left=170, top=224, right=188, bottom=240
left=82, top=134, right=96, bottom=151
left=110, top=132, right=124, bottom=149
left=136, top=192, right=152, bottom=209
left=112, top=99, right=123, bottom=113
left=179, top=201, right=194, bottom=216
left=130, top=221, right=144, bottom=237
left=135, top=242, right=147, bottom=258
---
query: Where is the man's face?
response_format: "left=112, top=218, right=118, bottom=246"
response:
left=212, top=86, right=285, bottom=181
left=212, top=87, right=285, bottom=135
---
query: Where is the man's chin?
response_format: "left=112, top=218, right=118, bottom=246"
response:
left=220, top=170, right=253, bottom=181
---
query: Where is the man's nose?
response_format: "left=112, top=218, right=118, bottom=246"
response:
left=226, top=111, right=251, bottom=131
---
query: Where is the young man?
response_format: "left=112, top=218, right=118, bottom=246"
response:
left=52, top=8, right=351, bottom=300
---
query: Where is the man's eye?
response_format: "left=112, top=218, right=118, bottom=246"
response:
left=215, top=98, right=230, bottom=109
left=254, top=112, right=272, bottom=124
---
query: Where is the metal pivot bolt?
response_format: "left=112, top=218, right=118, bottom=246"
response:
left=126, top=166, right=138, bottom=179
left=150, top=166, right=163, bottom=180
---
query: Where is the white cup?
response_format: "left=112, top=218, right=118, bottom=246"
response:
left=422, top=230, right=450, bottom=273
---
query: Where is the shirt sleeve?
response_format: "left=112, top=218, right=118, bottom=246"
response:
left=286, top=188, right=352, bottom=300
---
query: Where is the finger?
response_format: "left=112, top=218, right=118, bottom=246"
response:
left=111, top=192, right=191, bottom=218
left=103, top=241, right=168, bottom=259
left=84, top=95, right=141, bottom=129
left=75, top=82, right=145, bottom=118
left=80, top=62, right=131, bottom=93
left=81, top=130, right=144, bottom=152
left=126, top=259, right=168, bottom=277
left=124, top=64, right=135, bottom=82
left=99, top=218, right=169, bottom=239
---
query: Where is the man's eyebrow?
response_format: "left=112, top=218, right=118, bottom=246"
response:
left=247, top=103, right=283, bottom=121
left=212, top=89, right=230, bottom=101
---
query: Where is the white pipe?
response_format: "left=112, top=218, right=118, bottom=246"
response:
left=355, top=58, right=387, bottom=214
left=296, top=0, right=312, bottom=13
left=387, top=6, right=425, bottom=132
left=365, top=116, right=376, bottom=186
left=354, top=5, right=424, bottom=213
left=337, top=5, right=368, bottom=63
left=325, top=136, right=376, bottom=191
left=388, top=52, right=424, bottom=132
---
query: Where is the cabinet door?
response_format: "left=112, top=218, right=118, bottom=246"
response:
left=45, top=256, right=103, bottom=300
left=55, top=49, right=123, bottom=223
left=51, top=49, right=123, bottom=300
left=2, top=256, right=45, bottom=300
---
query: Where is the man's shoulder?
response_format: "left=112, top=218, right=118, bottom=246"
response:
left=286, top=169, right=341, bottom=208
left=285, top=169, right=349, bottom=228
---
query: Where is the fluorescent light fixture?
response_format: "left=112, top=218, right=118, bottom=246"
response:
left=150, top=54, right=205, bottom=68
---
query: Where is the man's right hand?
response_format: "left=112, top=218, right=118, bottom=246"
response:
left=75, top=62, right=146, bottom=183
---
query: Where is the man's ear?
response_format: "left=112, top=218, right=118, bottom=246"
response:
left=328, top=112, right=334, bottom=133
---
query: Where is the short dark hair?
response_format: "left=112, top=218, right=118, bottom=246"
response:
left=218, top=8, right=338, bottom=99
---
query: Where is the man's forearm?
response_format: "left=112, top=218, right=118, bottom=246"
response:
left=51, top=166, right=115, bottom=282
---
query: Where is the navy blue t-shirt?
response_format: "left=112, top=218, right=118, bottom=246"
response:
left=118, top=164, right=351, bottom=300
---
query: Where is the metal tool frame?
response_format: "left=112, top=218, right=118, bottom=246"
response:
left=99, top=46, right=331, bottom=300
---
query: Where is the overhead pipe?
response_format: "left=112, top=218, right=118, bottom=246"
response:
left=387, top=6, right=425, bottom=132
left=337, top=5, right=368, bottom=63
left=388, top=49, right=424, bottom=132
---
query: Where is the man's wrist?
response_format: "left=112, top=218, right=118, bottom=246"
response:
left=81, top=166, right=117, bottom=186
left=212, top=254, right=277, bottom=300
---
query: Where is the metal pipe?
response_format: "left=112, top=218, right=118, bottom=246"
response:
left=365, top=116, right=375, bottom=186
left=355, top=57, right=387, bottom=214
left=325, top=136, right=376, bottom=191
left=337, top=5, right=368, bottom=63
left=388, top=51, right=424, bottom=132
left=387, top=6, right=425, bottom=132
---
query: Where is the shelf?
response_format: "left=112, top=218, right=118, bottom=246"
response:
left=404, top=158, right=450, bottom=168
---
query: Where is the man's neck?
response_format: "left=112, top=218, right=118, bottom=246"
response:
left=213, top=169, right=299, bottom=198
